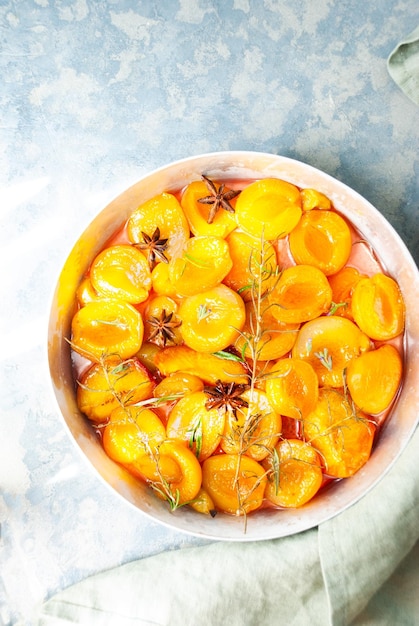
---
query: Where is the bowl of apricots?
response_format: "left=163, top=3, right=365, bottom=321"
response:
left=48, top=151, right=419, bottom=540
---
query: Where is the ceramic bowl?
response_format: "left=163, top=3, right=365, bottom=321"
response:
left=47, top=151, right=419, bottom=541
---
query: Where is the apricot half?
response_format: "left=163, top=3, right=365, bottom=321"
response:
left=234, top=178, right=302, bottom=240
left=202, top=453, right=267, bottom=515
left=169, top=235, right=233, bottom=297
left=303, top=388, right=375, bottom=478
left=77, top=358, right=155, bottom=423
left=268, top=264, right=332, bottom=324
left=263, top=439, right=323, bottom=507
left=71, top=298, right=144, bottom=362
left=90, top=245, right=151, bottom=304
left=292, top=316, right=371, bottom=387
left=102, top=406, right=166, bottom=464
left=221, top=389, right=282, bottom=461
left=234, top=300, right=300, bottom=361
left=154, top=345, right=248, bottom=385
left=327, top=266, right=366, bottom=320
left=181, top=179, right=238, bottom=238
left=127, top=192, right=190, bottom=261
left=178, top=284, right=245, bottom=353
left=224, top=230, right=278, bottom=300
left=265, top=358, right=319, bottom=420
left=166, top=391, right=225, bottom=461
left=346, top=344, right=403, bottom=414
left=289, top=209, right=352, bottom=275
left=351, top=273, right=405, bottom=340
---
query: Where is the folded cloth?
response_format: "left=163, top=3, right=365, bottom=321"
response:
left=31, top=427, right=419, bottom=626
left=387, top=25, right=419, bottom=105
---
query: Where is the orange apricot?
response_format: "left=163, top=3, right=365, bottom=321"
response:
left=166, top=391, right=226, bottom=461
left=180, top=179, right=238, bottom=238
left=89, top=245, right=151, bottom=304
left=77, top=357, right=155, bottom=423
left=151, top=439, right=203, bottom=505
left=300, top=188, right=332, bottom=211
left=189, top=487, right=216, bottom=515
left=169, top=235, right=233, bottom=297
left=351, top=273, right=405, bottom=340
left=327, top=266, right=366, bottom=320
left=151, top=261, right=177, bottom=297
left=143, top=295, right=183, bottom=347
left=224, top=231, right=278, bottom=300
left=289, top=209, right=352, bottom=275
left=346, top=344, right=403, bottom=414
left=292, top=316, right=371, bottom=387
left=303, top=388, right=375, bottom=478
left=221, top=389, right=282, bottom=461
left=234, top=178, right=302, bottom=240
left=71, top=298, right=144, bottom=362
left=127, top=192, right=190, bottom=261
left=154, top=345, right=248, bottom=385
left=154, top=372, right=204, bottom=399
left=76, top=276, right=99, bottom=306
left=268, top=264, right=332, bottom=324
left=202, top=453, right=267, bottom=515
left=265, top=358, right=319, bottom=420
left=263, top=439, right=323, bottom=507
left=235, top=300, right=300, bottom=361
left=178, top=284, right=245, bottom=353
left=102, top=406, right=166, bottom=464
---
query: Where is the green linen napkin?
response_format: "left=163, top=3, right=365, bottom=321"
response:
left=31, top=427, right=419, bottom=626
left=387, top=25, right=419, bottom=105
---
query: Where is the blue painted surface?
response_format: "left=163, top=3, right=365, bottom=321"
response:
left=1, top=1, right=418, bottom=622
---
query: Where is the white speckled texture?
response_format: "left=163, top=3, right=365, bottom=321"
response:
left=1, top=1, right=418, bottom=624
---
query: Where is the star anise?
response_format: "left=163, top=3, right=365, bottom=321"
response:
left=198, top=175, right=241, bottom=224
left=136, top=227, right=169, bottom=269
left=204, top=380, right=249, bottom=417
left=147, top=309, right=182, bottom=347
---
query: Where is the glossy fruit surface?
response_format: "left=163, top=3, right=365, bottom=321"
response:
left=90, top=245, right=151, bottom=303
left=178, top=284, right=245, bottom=353
left=154, top=345, right=248, bottom=385
left=181, top=179, right=238, bottom=238
left=71, top=298, right=144, bottom=361
left=289, top=209, right=352, bottom=275
left=265, top=358, right=319, bottom=420
left=327, top=266, right=366, bottom=320
left=169, top=235, right=233, bottom=297
left=127, top=192, right=190, bottom=260
left=234, top=300, right=300, bottom=361
left=346, top=344, right=403, bottom=414
left=166, top=391, right=225, bottom=461
left=264, top=439, right=323, bottom=507
left=300, top=188, right=332, bottom=211
left=221, top=389, right=282, bottom=461
left=235, top=178, right=302, bottom=239
left=351, top=273, right=405, bottom=340
left=268, top=264, right=332, bottom=324
left=77, top=358, right=154, bottom=423
left=102, top=406, right=166, bottom=464
left=292, top=315, right=371, bottom=387
left=304, top=388, right=375, bottom=478
left=202, top=453, right=267, bottom=515
left=224, top=230, right=278, bottom=300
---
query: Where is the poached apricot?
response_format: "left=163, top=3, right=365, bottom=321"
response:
left=289, top=209, right=352, bottom=275
left=90, top=245, right=151, bottom=304
left=234, top=178, right=302, bottom=240
left=351, top=273, right=405, bottom=340
left=292, top=315, right=371, bottom=387
left=265, top=358, right=319, bottom=420
left=268, top=264, right=332, bottom=324
left=178, top=284, right=246, bottom=353
left=346, top=344, right=403, bottom=414
left=304, top=388, right=375, bottom=478
left=202, top=453, right=267, bottom=515
left=263, top=439, right=323, bottom=507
